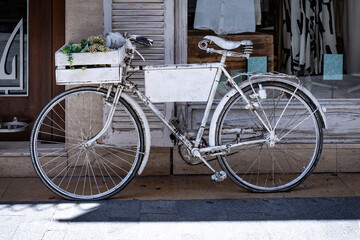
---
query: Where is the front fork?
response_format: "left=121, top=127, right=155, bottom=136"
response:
left=84, top=85, right=124, bottom=147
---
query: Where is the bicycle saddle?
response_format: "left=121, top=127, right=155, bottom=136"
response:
left=204, top=36, right=252, bottom=50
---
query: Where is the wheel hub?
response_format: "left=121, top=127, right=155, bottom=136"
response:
left=266, top=131, right=279, bottom=147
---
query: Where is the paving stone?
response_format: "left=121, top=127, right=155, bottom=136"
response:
left=107, top=222, right=140, bottom=240
left=0, top=219, right=21, bottom=240
left=141, top=200, right=178, bottom=214
left=0, top=175, right=358, bottom=239
left=11, top=221, right=49, bottom=240
left=64, top=223, right=109, bottom=240
left=53, top=202, right=104, bottom=222
left=42, top=230, right=66, bottom=240
left=110, top=200, right=141, bottom=221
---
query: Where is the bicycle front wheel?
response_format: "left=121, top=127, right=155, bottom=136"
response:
left=215, top=81, right=323, bottom=192
left=30, top=86, right=144, bottom=200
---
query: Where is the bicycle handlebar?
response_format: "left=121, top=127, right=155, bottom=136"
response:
left=106, top=32, right=154, bottom=49
left=128, top=35, right=154, bottom=47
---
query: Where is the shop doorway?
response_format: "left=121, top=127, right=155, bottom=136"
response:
left=0, top=0, right=65, bottom=140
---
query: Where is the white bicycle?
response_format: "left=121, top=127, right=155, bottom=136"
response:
left=30, top=34, right=327, bottom=200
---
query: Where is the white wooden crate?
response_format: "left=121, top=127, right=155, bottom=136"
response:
left=144, top=63, right=221, bottom=102
left=55, top=45, right=126, bottom=85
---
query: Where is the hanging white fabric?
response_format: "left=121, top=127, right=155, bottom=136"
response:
left=282, top=0, right=337, bottom=75
left=343, top=0, right=360, bottom=74
left=194, top=0, right=258, bottom=35
left=254, top=0, right=262, bottom=25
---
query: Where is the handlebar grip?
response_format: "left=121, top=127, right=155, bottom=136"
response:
left=135, top=36, right=154, bottom=47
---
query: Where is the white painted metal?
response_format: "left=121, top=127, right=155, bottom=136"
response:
left=144, top=64, right=220, bottom=102
left=52, top=30, right=327, bottom=176
left=204, top=35, right=253, bottom=50
left=55, top=45, right=126, bottom=67
left=56, top=67, right=122, bottom=85
left=208, top=76, right=328, bottom=148
left=100, top=90, right=152, bottom=175
left=118, top=36, right=325, bottom=174
left=84, top=85, right=124, bottom=147
left=120, top=93, right=151, bottom=175
left=54, top=44, right=126, bottom=84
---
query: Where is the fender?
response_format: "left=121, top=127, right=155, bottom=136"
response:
left=121, top=92, right=151, bottom=175
left=208, top=77, right=327, bottom=147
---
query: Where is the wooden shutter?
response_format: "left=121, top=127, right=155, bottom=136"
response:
left=104, top=0, right=174, bottom=146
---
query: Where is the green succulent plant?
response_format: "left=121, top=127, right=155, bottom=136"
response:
left=62, top=36, right=109, bottom=69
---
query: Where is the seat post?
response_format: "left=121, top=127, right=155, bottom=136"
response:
left=220, top=53, right=227, bottom=64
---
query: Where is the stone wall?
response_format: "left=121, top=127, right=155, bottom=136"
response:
left=65, top=0, right=104, bottom=43
left=64, top=0, right=171, bottom=175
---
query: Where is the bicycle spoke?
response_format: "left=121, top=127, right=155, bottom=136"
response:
left=96, top=144, right=134, bottom=165
left=91, top=149, right=110, bottom=191
left=279, top=109, right=318, bottom=140
left=31, top=84, right=143, bottom=200
left=217, top=82, right=322, bottom=192
left=91, top=149, right=124, bottom=181
left=274, top=87, right=299, bottom=131
left=249, top=84, right=273, bottom=131
left=57, top=148, right=85, bottom=187
left=90, top=147, right=117, bottom=187
left=96, top=144, right=139, bottom=154
left=65, top=147, right=86, bottom=190
left=40, top=143, right=82, bottom=167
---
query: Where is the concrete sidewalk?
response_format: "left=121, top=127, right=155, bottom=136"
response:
left=0, top=173, right=360, bottom=201
left=0, top=174, right=359, bottom=239
left=0, top=197, right=359, bottom=240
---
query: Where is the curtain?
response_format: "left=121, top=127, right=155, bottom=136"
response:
left=282, top=0, right=337, bottom=75
left=343, top=0, right=360, bottom=74
left=194, top=0, right=261, bottom=35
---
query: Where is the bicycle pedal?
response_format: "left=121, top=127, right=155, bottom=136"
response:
left=211, top=171, right=227, bottom=182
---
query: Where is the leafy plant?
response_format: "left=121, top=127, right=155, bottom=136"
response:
left=61, top=36, right=109, bottom=69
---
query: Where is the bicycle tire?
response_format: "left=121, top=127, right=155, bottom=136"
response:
left=30, top=86, right=144, bottom=200
left=215, top=81, right=323, bottom=192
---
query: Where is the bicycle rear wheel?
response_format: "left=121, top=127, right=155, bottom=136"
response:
left=215, top=81, right=323, bottom=192
left=30, top=86, right=144, bottom=200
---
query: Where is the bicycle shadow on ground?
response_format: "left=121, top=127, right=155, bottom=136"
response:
left=54, top=197, right=360, bottom=222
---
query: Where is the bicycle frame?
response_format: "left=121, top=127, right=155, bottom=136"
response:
left=30, top=34, right=330, bottom=200
left=127, top=54, right=270, bottom=160
left=84, top=38, right=327, bottom=176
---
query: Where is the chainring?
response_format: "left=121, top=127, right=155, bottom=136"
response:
left=178, top=138, right=209, bottom=165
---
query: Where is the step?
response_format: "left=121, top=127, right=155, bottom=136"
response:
left=0, top=141, right=172, bottom=177
left=0, top=141, right=36, bottom=177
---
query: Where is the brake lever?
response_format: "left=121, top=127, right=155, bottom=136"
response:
left=134, top=49, right=146, bottom=62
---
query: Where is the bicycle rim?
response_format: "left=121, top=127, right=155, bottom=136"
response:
left=30, top=87, right=144, bottom=200
left=216, top=82, right=323, bottom=192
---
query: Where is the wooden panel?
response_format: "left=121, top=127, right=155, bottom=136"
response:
left=114, top=0, right=164, bottom=2
left=52, top=0, right=66, bottom=97
left=188, top=31, right=274, bottom=73
left=112, top=28, right=164, bottom=35
left=113, top=10, right=164, bottom=16
left=111, top=0, right=174, bottom=146
left=0, top=0, right=65, bottom=141
left=113, top=16, right=164, bottom=22
left=112, top=3, right=164, bottom=10
left=113, top=22, right=165, bottom=28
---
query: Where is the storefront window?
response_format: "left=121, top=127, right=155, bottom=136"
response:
left=187, top=0, right=360, bottom=99
left=0, top=0, right=28, bottom=96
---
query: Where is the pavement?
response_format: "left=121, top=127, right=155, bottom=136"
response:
left=0, top=174, right=359, bottom=239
